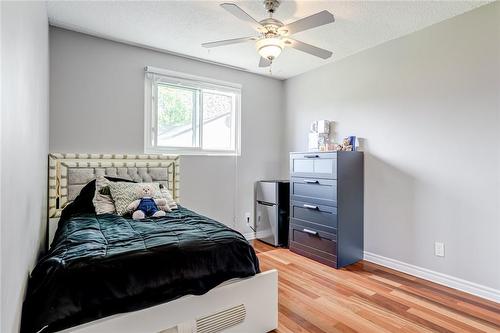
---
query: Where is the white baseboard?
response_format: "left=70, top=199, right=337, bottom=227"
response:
left=243, top=232, right=255, bottom=241
left=364, top=251, right=500, bottom=303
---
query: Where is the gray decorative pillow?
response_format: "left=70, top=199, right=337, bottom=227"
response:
left=93, top=176, right=116, bottom=215
left=108, top=182, right=162, bottom=215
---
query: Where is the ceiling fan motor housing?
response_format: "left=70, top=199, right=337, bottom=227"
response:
left=259, top=17, right=284, bottom=37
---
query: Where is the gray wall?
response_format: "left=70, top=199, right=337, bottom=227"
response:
left=1, top=2, right=49, bottom=332
left=284, top=2, right=500, bottom=289
left=49, top=27, right=285, bottom=235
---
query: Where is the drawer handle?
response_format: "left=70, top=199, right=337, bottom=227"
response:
left=304, top=179, right=319, bottom=184
left=303, top=204, right=319, bottom=210
left=303, top=228, right=318, bottom=236
left=304, top=154, right=319, bottom=158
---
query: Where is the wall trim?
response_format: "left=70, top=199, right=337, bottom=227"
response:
left=243, top=232, right=256, bottom=241
left=364, top=251, right=500, bottom=304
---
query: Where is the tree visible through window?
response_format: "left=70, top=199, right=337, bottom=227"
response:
left=157, top=85, right=195, bottom=148
left=145, top=69, right=240, bottom=155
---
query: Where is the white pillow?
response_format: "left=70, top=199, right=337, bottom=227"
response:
left=93, top=176, right=116, bottom=215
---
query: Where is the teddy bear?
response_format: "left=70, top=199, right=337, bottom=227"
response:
left=335, top=137, right=353, bottom=151
left=127, top=184, right=168, bottom=220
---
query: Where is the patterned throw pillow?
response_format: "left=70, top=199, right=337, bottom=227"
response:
left=99, top=186, right=111, bottom=195
left=108, top=182, right=162, bottom=215
left=159, top=184, right=178, bottom=210
left=93, top=176, right=116, bottom=215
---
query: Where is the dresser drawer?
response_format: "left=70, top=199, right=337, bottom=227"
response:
left=289, top=223, right=337, bottom=267
left=291, top=217, right=336, bottom=234
left=290, top=153, right=337, bottom=179
left=291, top=177, right=337, bottom=206
left=292, top=200, right=337, bottom=229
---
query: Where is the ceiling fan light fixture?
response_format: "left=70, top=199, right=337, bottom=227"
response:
left=256, top=37, right=284, bottom=60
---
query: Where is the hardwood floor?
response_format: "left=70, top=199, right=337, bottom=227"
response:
left=251, top=240, right=500, bottom=333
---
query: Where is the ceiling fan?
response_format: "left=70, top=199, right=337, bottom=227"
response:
left=202, top=0, right=335, bottom=68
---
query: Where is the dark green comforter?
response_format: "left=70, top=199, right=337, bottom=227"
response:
left=21, top=207, right=259, bottom=333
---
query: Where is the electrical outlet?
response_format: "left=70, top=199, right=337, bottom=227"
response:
left=434, top=242, right=445, bottom=257
left=245, top=212, right=251, bottom=224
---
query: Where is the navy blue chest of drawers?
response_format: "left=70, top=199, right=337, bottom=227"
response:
left=289, top=151, right=364, bottom=268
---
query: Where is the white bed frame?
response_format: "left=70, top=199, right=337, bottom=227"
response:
left=47, top=153, right=278, bottom=333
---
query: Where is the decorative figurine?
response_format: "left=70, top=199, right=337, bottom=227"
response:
left=335, top=136, right=356, bottom=151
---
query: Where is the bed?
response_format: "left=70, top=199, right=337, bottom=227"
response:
left=21, top=153, right=278, bottom=333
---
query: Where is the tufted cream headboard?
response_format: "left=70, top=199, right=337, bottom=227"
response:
left=48, top=153, right=180, bottom=219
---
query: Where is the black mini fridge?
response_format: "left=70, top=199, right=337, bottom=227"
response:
left=255, top=180, right=290, bottom=247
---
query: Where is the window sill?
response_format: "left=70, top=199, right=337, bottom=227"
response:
left=145, top=147, right=240, bottom=157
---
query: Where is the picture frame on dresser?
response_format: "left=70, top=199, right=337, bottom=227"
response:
left=289, top=151, right=364, bottom=268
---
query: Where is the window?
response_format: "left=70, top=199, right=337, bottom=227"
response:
left=145, top=67, right=241, bottom=155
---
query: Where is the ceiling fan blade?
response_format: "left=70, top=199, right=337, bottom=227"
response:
left=202, top=36, right=257, bottom=48
left=279, top=10, right=334, bottom=35
left=259, top=57, right=272, bottom=68
left=286, top=38, right=332, bottom=59
left=220, top=3, right=264, bottom=31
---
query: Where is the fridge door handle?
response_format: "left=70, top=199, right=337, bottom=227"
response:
left=257, top=201, right=275, bottom=207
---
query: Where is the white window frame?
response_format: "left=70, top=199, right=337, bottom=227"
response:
left=144, top=66, right=242, bottom=156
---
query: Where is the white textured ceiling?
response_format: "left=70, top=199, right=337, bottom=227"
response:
left=47, top=1, right=489, bottom=79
